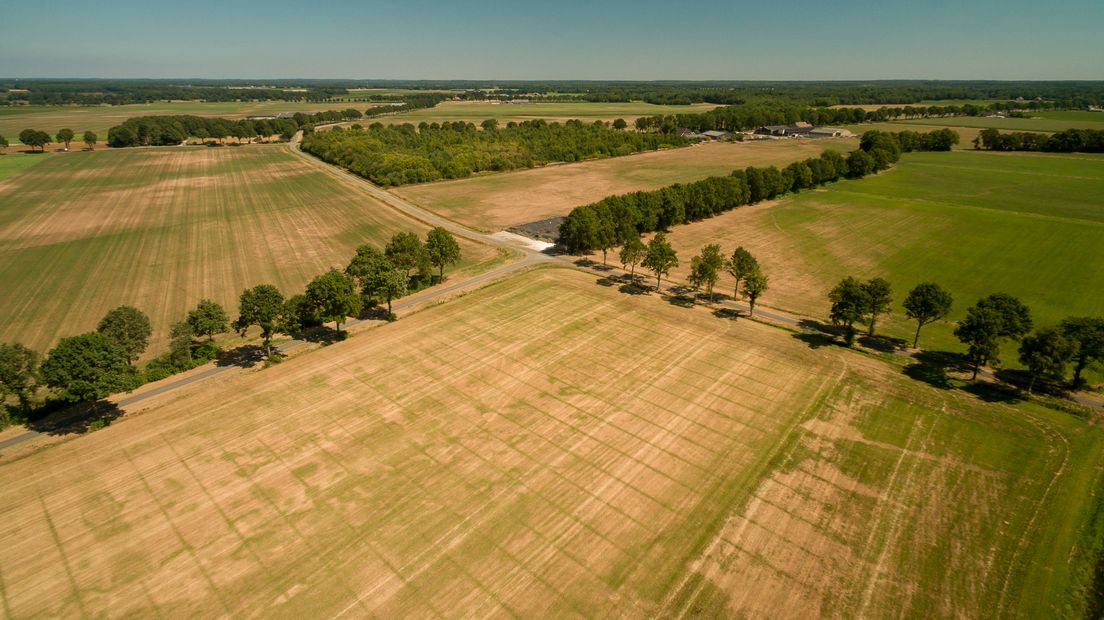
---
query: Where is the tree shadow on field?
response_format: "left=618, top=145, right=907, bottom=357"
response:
left=793, top=319, right=841, bottom=349
left=26, top=401, right=124, bottom=437
left=618, top=282, right=650, bottom=296
left=595, top=276, right=619, bottom=288
left=713, top=308, right=743, bottom=321
left=216, top=344, right=265, bottom=368
left=857, top=334, right=907, bottom=353
left=663, top=293, right=696, bottom=308
left=994, top=368, right=1068, bottom=398
left=962, top=380, right=1023, bottom=404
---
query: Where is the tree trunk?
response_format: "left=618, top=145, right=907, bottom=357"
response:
left=749, top=299, right=756, bottom=316
left=1073, top=358, right=1086, bottom=387
left=733, top=280, right=739, bottom=299
left=602, top=249, right=607, bottom=266
left=440, top=264, right=445, bottom=280
left=913, top=322, right=923, bottom=348
left=387, top=296, right=393, bottom=314
left=1027, top=373, right=1036, bottom=394
left=868, top=314, right=877, bottom=336
left=656, top=274, right=662, bottom=291
left=971, top=361, right=979, bottom=380
left=265, top=337, right=272, bottom=358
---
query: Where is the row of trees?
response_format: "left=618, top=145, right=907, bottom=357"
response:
left=0, top=228, right=462, bottom=419
left=107, top=115, right=303, bottom=148
left=12, top=128, right=97, bottom=152
left=300, top=118, right=688, bottom=186
left=825, top=277, right=1104, bottom=391
left=559, top=129, right=954, bottom=255
left=974, top=128, right=1104, bottom=153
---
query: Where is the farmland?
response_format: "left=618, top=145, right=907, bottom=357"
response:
left=360, top=100, right=719, bottom=126
left=0, top=145, right=506, bottom=355
left=661, top=150, right=1104, bottom=352
left=888, top=112, right=1104, bottom=134
left=0, top=100, right=375, bottom=145
left=393, top=138, right=854, bottom=231
left=0, top=268, right=1099, bottom=617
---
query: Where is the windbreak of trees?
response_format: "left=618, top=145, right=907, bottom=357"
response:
left=300, top=119, right=688, bottom=186
left=975, top=128, right=1104, bottom=153
left=107, top=115, right=301, bottom=147
left=558, top=129, right=952, bottom=254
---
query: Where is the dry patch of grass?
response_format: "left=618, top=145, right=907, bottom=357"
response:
left=0, top=268, right=1097, bottom=617
left=0, top=145, right=503, bottom=354
left=393, top=138, right=855, bottom=231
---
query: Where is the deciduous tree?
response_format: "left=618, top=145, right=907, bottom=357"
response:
left=725, top=247, right=759, bottom=298
left=955, top=306, right=1002, bottom=380
left=236, top=284, right=290, bottom=356
left=642, top=233, right=678, bottom=291
left=829, top=277, right=869, bottom=346
left=83, top=131, right=97, bottom=150
left=743, top=269, right=769, bottom=316
left=1059, top=316, right=1104, bottom=387
left=305, top=270, right=362, bottom=333
left=903, top=282, right=953, bottom=348
left=0, top=343, right=38, bottom=413
left=385, top=232, right=429, bottom=280
left=96, top=305, right=151, bottom=364
left=186, top=299, right=229, bottom=340
left=425, top=227, right=461, bottom=280
left=619, top=235, right=646, bottom=280
left=56, top=128, right=75, bottom=149
left=40, top=333, right=136, bottom=402
left=1018, top=328, right=1075, bottom=393
left=862, top=277, right=893, bottom=336
left=370, top=261, right=407, bottom=315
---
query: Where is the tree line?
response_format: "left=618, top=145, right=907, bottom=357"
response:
left=300, top=118, right=687, bottom=186
left=974, top=128, right=1104, bottom=153
left=10, top=128, right=98, bottom=152
left=826, top=277, right=1104, bottom=392
left=0, top=227, right=462, bottom=426
left=558, top=129, right=956, bottom=255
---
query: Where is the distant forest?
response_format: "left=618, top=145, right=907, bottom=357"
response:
left=300, top=120, right=688, bottom=185
left=3, top=79, right=1103, bottom=107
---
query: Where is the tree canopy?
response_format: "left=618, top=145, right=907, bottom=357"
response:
left=96, top=305, right=152, bottom=364
left=40, top=332, right=136, bottom=402
left=903, top=282, right=953, bottom=348
left=425, top=227, right=461, bottom=279
left=305, top=270, right=362, bottom=333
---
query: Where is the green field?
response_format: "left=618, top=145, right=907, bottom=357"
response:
left=0, top=100, right=368, bottom=144
left=890, top=113, right=1104, bottom=133
left=0, top=152, right=50, bottom=181
left=0, top=145, right=504, bottom=355
left=367, top=100, right=718, bottom=125
left=665, top=150, right=1104, bottom=355
left=0, top=268, right=1099, bottom=617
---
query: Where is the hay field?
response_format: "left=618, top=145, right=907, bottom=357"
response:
left=0, top=101, right=371, bottom=144
left=365, top=100, right=718, bottom=126
left=393, top=138, right=854, bottom=231
left=0, top=145, right=504, bottom=354
left=660, top=150, right=1104, bottom=352
left=888, top=113, right=1104, bottom=133
left=0, top=268, right=1099, bottom=617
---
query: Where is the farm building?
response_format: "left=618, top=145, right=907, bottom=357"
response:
left=702, top=130, right=733, bottom=141
left=808, top=127, right=854, bottom=138
left=755, top=124, right=811, bottom=137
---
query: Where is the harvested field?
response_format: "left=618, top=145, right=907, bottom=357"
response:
left=393, top=138, right=854, bottom=231
left=659, top=150, right=1104, bottom=352
left=0, top=145, right=505, bottom=354
left=0, top=268, right=1099, bottom=617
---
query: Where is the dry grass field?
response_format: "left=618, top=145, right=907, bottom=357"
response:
left=0, top=268, right=1099, bottom=617
left=0, top=145, right=505, bottom=355
left=364, top=100, right=719, bottom=126
left=393, top=138, right=854, bottom=231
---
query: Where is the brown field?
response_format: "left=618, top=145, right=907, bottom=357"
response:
left=393, top=138, right=855, bottom=231
left=0, top=268, right=1097, bottom=617
left=0, top=145, right=505, bottom=355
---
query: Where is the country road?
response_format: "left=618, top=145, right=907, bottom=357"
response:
left=3, top=135, right=1098, bottom=453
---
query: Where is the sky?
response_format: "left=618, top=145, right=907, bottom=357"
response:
left=2, top=0, right=1102, bottom=80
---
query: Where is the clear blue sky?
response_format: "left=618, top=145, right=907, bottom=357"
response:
left=3, top=0, right=1102, bottom=80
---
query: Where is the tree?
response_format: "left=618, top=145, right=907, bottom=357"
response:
left=955, top=306, right=1002, bottom=380
left=305, top=270, right=362, bottom=333
left=346, top=243, right=388, bottom=297
left=861, top=277, right=893, bottom=336
left=1060, top=316, right=1104, bottom=387
left=1018, top=328, right=1075, bottom=393
left=595, top=215, right=616, bottom=266
left=385, top=232, right=428, bottom=280
left=691, top=244, right=724, bottom=302
left=976, top=293, right=1033, bottom=340
left=845, top=149, right=875, bottom=178
left=425, top=227, right=461, bottom=280
left=612, top=118, right=628, bottom=130
left=481, top=119, right=498, bottom=132
left=0, top=343, right=37, bottom=413
left=725, top=247, right=759, bottom=298
left=370, top=261, right=407, bottom=314
left=97, top=305, right=151, bottom=364
left=236, top=284, right=290, bottom=356
left=186, top=299, right=229, bottom=340
left=642, top=233, right=678, bottom=291
left=903, top=282, right=954, bottom=348
left=40, top=332, right=136, bottom=402
left=619, top=235, right=646, bottom=280
left=743, top=269, right=769, bottom=316
left=829, top=277, right=869, bottom=346
left=83, top=131, right=97, bottom=150
left=0, top=135, right=8, bottom=154
left=56, top=128, right=75, bottom=150
left=19, top=129, right=50, bottom=152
